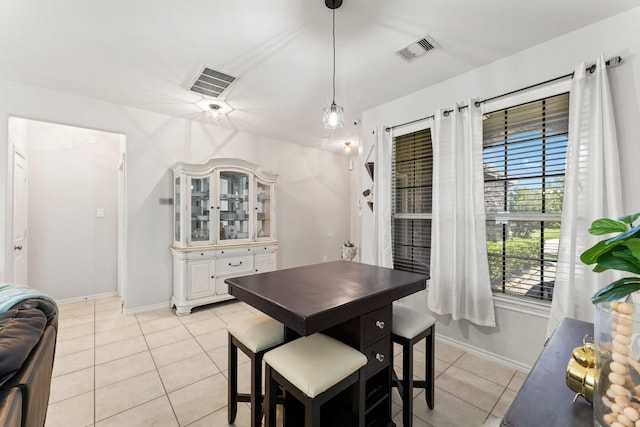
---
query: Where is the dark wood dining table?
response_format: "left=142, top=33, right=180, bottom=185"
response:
left=226, top=260, right=428, bottom=427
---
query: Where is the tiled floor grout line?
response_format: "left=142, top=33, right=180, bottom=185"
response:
left=134, top=309, right=181, bottom=427
left=430, top=360, right=498, bottom=419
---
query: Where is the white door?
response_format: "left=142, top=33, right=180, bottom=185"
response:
left=13, top=150, right=28, bottom=284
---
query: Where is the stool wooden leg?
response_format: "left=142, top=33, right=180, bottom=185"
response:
left=351, top=367, right=365, bottom=427
left=264, top=365, right=278, bottom=427
left=402, top=341, right=414, bottom=427
left=251, top=353, right=263, bottom=427
left=425, top=327, right=435, bottom=409
left=228, top=334, right=238, bottom=424
left=307, top=399, right=319, bottom=427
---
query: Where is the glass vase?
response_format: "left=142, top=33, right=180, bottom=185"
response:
left=594, top=301, right=640, bottom=427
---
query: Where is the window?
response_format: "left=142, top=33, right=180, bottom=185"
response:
left=392, top=128, right=432, bottom=276
left=483, top=93, right=569, bottom=301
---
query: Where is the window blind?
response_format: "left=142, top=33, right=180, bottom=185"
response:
left=392, top=128, right=432, bottom=276
left=483, top=93, right=569, bottom=301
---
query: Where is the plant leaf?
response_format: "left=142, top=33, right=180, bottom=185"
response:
left=592, top=277, right=640, bottom=303
left=581, top=240, right=622, bottom=265
left=611, top=247, right=640, bottom=268
left=607, top=225, right=640, bottom=244
left=627, top=238, right=640, bottom=260
left=593, top=264, right=608, bottom=272
left=589, top=219, right=628, bottom=235
left=596, top=250, right=640, bottom=274
left=619, top=213, right=640, bottom=225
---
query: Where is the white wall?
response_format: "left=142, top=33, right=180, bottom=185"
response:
left=25, top=120, right=121, bottom=300
left=1, top=81, right=351, bottom=313
left=357, top=7, right=640, bottom=368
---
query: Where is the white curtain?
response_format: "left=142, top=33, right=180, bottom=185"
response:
left=373, top=125, right=393, bottom=268
left=427, top=101, right=496, bottom=327
left=547, top=54, right=624, bottom=336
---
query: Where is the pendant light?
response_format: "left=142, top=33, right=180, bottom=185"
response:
left=323, top=0, right=344, bottom=129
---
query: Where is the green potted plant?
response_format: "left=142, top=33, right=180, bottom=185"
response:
left=580, top=213, right=640, bottom=425
left=342, top=241, right=357, bottom=261
left=581, top=212, right=640, bottom=302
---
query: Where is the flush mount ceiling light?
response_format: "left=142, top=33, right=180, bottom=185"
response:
left=200, top=100, right=234, bottom=122
left=343, top=141, right=352, bottom=153
left=322, top=0, right=344, bottom=130
left=208, top=103, right=223, bottom=121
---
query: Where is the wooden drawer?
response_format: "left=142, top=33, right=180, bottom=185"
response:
left=216, top=246, right=253, bottom=257
left=185, top=250, right=216, bottom=260
left=216, top=255, right=253, bottom=276
left=364, top=335, right=390, bottom=377
left=363, top=305, right=391, bottom=345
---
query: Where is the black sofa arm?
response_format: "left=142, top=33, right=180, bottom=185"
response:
left=0, top=387, right=22, bottom=427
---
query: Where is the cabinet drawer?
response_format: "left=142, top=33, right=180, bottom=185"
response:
left=216, top=247, right=253, bottom=257
left=216, top=255, right=253, bottom=276
left=364, top=335, right=390, bottom=377
left=253, top=245, right=277, bottom=254
left=363, top=305, right=391, bottom=345
left=185, top=250, right=216, bottom=260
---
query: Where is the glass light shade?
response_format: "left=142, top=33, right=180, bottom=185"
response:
left=208, top=104, right=222, bottom=122
left=323, top=102, right=344, bottom=129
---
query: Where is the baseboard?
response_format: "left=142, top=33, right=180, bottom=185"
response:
left=123, top=301, right=171, bottom=315
left=435, top=333, right=532, bottom=373
left=55, top=291, right=118, bottom=305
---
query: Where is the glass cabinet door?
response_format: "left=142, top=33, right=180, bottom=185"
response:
left=174, top=176, right=181, bottom=242
left=189, top=175, right=211, bottom=244
left=218, top=171, right=250, bottom=242
left=256, top=181, right=273, bottom=239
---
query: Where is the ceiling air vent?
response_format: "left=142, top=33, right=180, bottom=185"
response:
left=397, top=35, right=439, bottom=62
left=188, top=66, right=237, bottom=98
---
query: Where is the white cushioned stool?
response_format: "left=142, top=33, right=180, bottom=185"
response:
left=227, top=314, right=285, bottom=427
left=263, top=333, right=367, bottom=427
left=392, top=303, right=436, bottom=427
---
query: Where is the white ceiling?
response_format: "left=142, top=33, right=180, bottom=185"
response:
left=0, top=1, right=637, bottom=151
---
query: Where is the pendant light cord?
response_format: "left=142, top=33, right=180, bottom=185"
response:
left=332, top=8, right=336, bottom=104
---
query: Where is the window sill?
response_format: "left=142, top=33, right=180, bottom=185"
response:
left=493, top=293, right=551, bottom=319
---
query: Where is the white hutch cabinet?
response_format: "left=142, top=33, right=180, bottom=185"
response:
left=170, top=158, right=277, bottom=315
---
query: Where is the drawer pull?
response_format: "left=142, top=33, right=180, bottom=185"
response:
left=375, top=320, right=385, bottom=329
left=375, top=353, right=385, bottom=362
left=228, top=261, right=243, bottom=267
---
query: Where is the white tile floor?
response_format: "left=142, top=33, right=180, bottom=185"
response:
left=46, top=296, right=526, bottom=427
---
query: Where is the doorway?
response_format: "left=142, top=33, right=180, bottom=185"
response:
left=8, top=117, right=126, bottom=301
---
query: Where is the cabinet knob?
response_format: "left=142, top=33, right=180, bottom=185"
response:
left=375, top=353, right=385, bottom=362
left=375, top=320, right=385, bottom=329
left=200, top=253, right=204, bottom=256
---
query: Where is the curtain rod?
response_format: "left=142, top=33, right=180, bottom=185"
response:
left=385, top=55, right=623, bottom=132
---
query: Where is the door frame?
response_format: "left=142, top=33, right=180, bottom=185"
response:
left=5, top=117, right=128, bottom=301
left=11, top=147, right=28, bottom=284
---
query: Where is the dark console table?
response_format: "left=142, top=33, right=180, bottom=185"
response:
left=501, top=317, right=593, bottom=427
